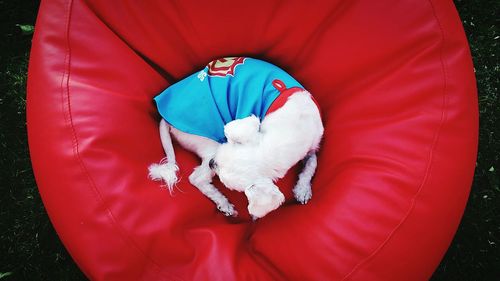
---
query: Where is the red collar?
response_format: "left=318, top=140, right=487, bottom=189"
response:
left=266, top=85, right=321, bottom=116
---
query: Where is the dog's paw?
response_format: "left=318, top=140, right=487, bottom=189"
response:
left=217, top=202, right=238, bottom=217
left=293, top=181, right=312, bottom=204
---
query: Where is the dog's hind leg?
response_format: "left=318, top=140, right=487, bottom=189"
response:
left=293, top=152, right=317, bottom=204
left=189, top=160, right=237, bottom=217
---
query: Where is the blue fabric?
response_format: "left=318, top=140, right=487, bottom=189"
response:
left=154, top=57, right=303, bottom=143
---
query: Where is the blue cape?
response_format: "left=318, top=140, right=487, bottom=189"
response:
left=154, top=57, right=303, bottom=143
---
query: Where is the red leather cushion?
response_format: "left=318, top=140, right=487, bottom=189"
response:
left=27, top=0, right=478, bottom=280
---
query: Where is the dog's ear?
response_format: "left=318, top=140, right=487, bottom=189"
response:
left=224, top=115, right=261, bottom=145
left=244, top=179, right=285, bottom=219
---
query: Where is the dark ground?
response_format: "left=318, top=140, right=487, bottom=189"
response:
left=0, top=0, right=498, bottom=280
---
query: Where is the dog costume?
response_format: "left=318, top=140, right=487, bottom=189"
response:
left=154, top=57, right=305, bottom=143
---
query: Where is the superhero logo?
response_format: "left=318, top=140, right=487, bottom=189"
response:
left=207, top=57, right=246, bottom=77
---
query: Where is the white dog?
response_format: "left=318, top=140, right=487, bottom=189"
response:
left=149, top=57, right=323, bottom=219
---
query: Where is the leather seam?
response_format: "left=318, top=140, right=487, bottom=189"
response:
left=61, top=1, right=182, bottom=280
left=341, top=0, right=449, bottom=279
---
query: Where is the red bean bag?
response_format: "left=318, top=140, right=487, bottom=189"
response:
left=27, top=0, right=478, bottom=280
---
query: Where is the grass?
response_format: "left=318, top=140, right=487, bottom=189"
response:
left=0, top=0, right=498, bottom=280
left=0, top=0, right=86, bottom=280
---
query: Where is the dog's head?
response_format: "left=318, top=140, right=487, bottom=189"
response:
left=211, top=115, right=264, bottom=190
left=209, top=114, right=290, bottom=218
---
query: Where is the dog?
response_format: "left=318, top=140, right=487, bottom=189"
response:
left=149, top=57, right=323, bottom=219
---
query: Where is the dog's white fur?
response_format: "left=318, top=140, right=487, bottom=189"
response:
left=149, top=91, right=323, bottom=219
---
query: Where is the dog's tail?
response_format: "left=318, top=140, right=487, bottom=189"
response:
left=148, top=119, right=179, bottom=192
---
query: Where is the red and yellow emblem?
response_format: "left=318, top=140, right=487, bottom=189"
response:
left=207, top=57, right=246, bottom=77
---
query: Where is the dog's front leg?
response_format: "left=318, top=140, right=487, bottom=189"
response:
left=189, top=160, right=237, bottom=217
left=293, top=152, right=318, bottom=204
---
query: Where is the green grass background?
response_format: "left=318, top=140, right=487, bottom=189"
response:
left=0, top=0, right=498, bottom=280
